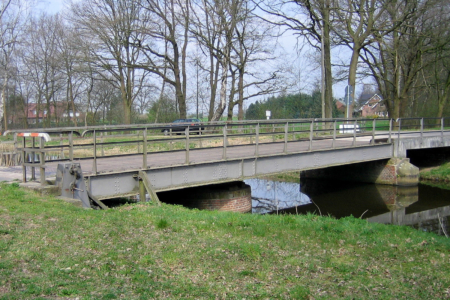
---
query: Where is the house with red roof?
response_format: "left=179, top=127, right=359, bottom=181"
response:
left=359, top=94, right=388, bottom=117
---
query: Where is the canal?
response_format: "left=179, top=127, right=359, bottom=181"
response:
left=245, top=177, right=450, bottom=236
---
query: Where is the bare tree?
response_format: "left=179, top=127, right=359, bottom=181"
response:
left=226, top=1, right=284, bottom=120
left=133, top=0, right=191, bottom=119
left=22, top=14, right=64, bottom=127
left=255, top=0, right=335, bottom=120
left=69, top=0, right=149, bottom=124
left=332, top=0, right=418, bottom=118
left=0, top=0, right=29, bottom=131
left=55, top=21, right=85, bottom=126
left=359, top=0, right=450, bottom=119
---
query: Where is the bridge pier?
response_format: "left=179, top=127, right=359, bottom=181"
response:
left=301, top=158, right=419, bottom=186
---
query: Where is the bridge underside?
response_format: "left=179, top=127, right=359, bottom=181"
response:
left=86, top=144, right=393, bottom=200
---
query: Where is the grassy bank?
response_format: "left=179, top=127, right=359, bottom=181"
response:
left=1, top=183, right=449, bottom=299
left=258, top=171, right=301, bottom=183
left=420, top=162, right=450, bottom=183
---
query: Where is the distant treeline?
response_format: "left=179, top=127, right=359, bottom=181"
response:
left=245, top=91, right=340, bottom=120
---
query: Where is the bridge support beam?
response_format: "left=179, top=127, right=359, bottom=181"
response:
left=301, top=158, right=419, bottom=186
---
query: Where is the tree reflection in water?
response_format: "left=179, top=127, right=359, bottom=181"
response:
left=244, top=178, right=311, bottom=214
left=246, top=177, right=450, bottom=236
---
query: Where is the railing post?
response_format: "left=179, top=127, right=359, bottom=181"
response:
left=284, top=122, right=288, bottom=154
left=13, top=133, right=19, bottom=165
left=371, top=119, right=376, bottom=145
left=31, top=137, right=36, bottom=181
left=22, top=136, right=26, bottom=183
left=352, top=120, right=357, bottom=147
left=309, top=120, right=314, bottom=151
left=39, top=137, right=46, bottom=186
left=388, top=119, right=392, bottom=143
left=332, top=120, right=336, bottom=149
left=93, top=130, right=97, bottom=175
left=441, top=117, right=444, bottom=146
left=137, top=131, right=141, bottom=154
left=272, top=123, right=276, bottom=142
left=397, top=118, right=401, bottom=138
left=69, top=132, right=74, bottom=161
left=59, top=133, right=64, bottom=159
left=223, top=125, right=227, bottom=160
left=101, top=132, right=104, bottom=156
left=420, top=118, right=424, bottom=145
left=255, top=124, right=259, bottom=156
left=185, top=127, right=190, bottom=165
left=143, top=128, right=148, bottom=169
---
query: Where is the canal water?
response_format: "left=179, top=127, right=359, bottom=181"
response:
left=244, top=178, right=450, bottom=236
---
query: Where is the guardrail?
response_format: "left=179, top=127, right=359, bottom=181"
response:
left=8, top=117, right=450, bottom=184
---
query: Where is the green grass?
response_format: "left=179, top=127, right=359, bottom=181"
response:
left=258, top=171, right=301, bottom=183
left=0, top=183, right=449, bottom=299
left=420, top=162, right=450, bottom=182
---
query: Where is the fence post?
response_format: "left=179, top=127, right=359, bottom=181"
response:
left=60, top=133, right=64, bottom=159
left=388, top=119, right=393, bottom=143
left=352, top=119, right=357, bottom=147
left=137, top=131, right=141, bottom=154
left=185, top=127, right=190, bottom=165
left=272, top=123, right=276, bottom=142
left=223, top=125, right=227, bottom=160
left=255, top=124, right=259, bottom=156
left=39, top=137, right=46, bottom=186
left=284, top=122, right=288, bottom=154
left=371, top=119, right=376, bottom=145
left=31, top=137, right=36, bottom=181
left=69, top=132, right=74, bottom=161
left=101, top=132, right=104, bottom=156
left=93, top=130, right=97, bottom=175
left=332, top=120, right=336, bottom=149
left=143, top=128, right=148, bottom=169
left=441, top=117, right=444, bottom=146
left=309, top=120, right=314, bottom=151
left=420, top=118, right=424, bottom=145
left=13, top=133, right=19, bottom=165
left=22, top=136, right=26, bottom=183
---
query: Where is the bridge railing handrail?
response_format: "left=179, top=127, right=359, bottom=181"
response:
left=12, top=117, right=450, bottom=178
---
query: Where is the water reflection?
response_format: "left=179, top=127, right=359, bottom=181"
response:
left=245, top=179, right=311, bottom=214
left=245, top=177, right=450, bottom=236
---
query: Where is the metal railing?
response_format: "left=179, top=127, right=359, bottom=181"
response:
left=7, top=117, right=450, bottom=184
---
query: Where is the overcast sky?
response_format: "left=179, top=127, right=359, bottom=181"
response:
left=35, top=0, right=354, bottom=101
left=38, top=0, right=65, bottom=13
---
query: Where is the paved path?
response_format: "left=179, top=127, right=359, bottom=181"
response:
left=0, top=167, right=23, bottom=182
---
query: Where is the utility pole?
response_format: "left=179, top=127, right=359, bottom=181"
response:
left=196, top=58, right=199, bottom=119
left=321, top=21, right=325, bottom=121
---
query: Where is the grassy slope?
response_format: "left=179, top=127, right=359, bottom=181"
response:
left=420, top=162, right=450, bottom=183
left=0, top=183, right=449, bottom=300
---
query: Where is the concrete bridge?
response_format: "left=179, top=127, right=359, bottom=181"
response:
left=6, top=117, right=450, bottom=208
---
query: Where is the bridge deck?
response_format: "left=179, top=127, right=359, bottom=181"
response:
left=6, top=118, right=450, bottom=200
left=45, top=135, right=373, bottom=176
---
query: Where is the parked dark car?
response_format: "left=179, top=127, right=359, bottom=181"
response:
left=161, top=119, right=204, bottom=135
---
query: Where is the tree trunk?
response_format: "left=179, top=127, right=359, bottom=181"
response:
left=212, top=60, right=228, bottom=121
left=237, top=67, right=245, bottom=120
left=347, top=45, right=360, bottom=118
left=322, top=7, right=333, bottom=120
left=0, top=77, right=7, bottom=132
